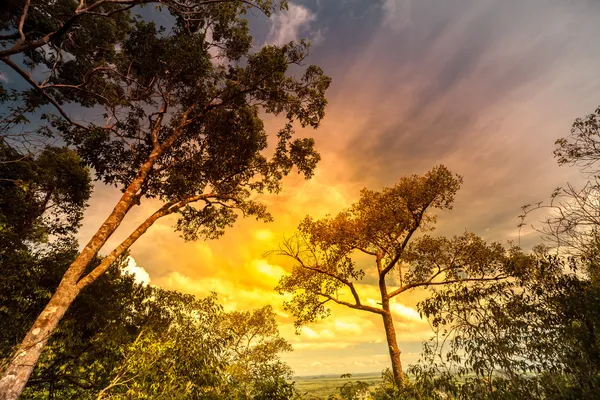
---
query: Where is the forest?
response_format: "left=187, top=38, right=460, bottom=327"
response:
left=1, top=0, right=599, bottom=399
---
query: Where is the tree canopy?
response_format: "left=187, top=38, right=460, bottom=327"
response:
left=274, top=165, right=525, bottom=383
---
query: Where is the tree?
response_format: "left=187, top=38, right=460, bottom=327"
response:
left=94, top=290, right=227, bottom=400
left=405, top=106, right=600, bottom=399
left=274, top=166, right=522, bottom=383
left=0, top=0, right=287, bottom=126
left=221, top=305, right=295, bottom=400
left=0, top=1, right=330, bottom=396
left=409, top=249, right=600, bottom=399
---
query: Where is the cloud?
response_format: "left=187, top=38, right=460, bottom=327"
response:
left=335, top=320, right=362, bottom=334
left=389, top=302, right=422, bottom=323
left=266, top=3, right=317, bottom=46
left=0, top=72, right=8, bottom=83
left=381, top=0, right=412, bottom=30
left=122, top=256, right=151, bottom=285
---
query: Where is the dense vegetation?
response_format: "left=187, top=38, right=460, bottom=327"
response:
left=1, top=0, right=600, bottom=399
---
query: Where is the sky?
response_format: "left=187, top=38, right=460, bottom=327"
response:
left=12, top=0, right=600, bottom=376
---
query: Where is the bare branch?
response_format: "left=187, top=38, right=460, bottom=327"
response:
left=315, top=292, right=385, bottom=315
left=1, top=57, right=90, bottom=130
left=16, top=0, right=31, bottom=48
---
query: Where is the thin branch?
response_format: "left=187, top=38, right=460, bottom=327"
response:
left=16, top=0, right=32, bottom=48
left=387, top=274, right=509, bottom=299
left=316, top=292, right=385, bottom=315
left=1, top=57, right=90, bottom=130
left=381, top=201, right=433, bottom=277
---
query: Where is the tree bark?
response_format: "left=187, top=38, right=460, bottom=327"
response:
left=0, top=281, right=79, bottom=400
left=378, top=263, right=403, bottom=384
left=0, top=161, right=163, bottom=399
left=381, top=311, right=404, bottom=384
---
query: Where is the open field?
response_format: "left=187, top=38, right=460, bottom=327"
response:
left=294, top=373, right=383, bottom=399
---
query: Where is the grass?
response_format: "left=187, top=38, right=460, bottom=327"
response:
left=294, top=373, right=383, bottom=399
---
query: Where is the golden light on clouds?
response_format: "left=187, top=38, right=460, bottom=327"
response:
left=76, top=0, right=600, bottom=376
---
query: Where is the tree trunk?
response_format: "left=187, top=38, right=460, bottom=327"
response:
left=0, top=197, right=143, bottom=399
left=0, top=196, right=136, bottom=399
left=381, top=311, right=404, bottom=384
left=378, top=256, right=404, bottom=385
left=0, top=281, right=79, bottom=400
left=0, top=144, right=167, bottom=398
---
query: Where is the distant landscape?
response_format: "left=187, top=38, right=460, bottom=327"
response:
left=295, top=373, right=383, bottom=399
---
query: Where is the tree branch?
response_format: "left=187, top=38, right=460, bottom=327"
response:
left=75, top=192, right=224, bottom=289
left=315, top=292, right=385, bottom=315
left=1, top=57, right=90, bottom=130
left=15, top=0, right=31, bottom=48
left=387, top=274, right=509, bottom=299
left=381, top=201, right=432, bottom=277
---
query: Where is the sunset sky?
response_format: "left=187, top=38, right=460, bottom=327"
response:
left=67, top=0, right=600, bottom=376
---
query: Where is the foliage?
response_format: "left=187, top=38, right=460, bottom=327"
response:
left=554, top=105, right=600, bottom=174
left=330, top=374, right=371, bottom=400
left=94, top=290, right=228, bottom=400
left=409, top=252, right=600, bottom=399
left=0, top=0, right=288, bottom=117
left=275, top=165, right=466, bottom=328
left=275, top=165, right=462, bottom=324
left=0, top=140, right=92, bottom=362
left=221, top=306, right=296, bottom=399
left=274, top=166, right=525, bottom=382
left=0, top=140, right=91, bottom=245
left=405, top=105, right=600, bottom=399
left=6, top=269, right=299, bottom=399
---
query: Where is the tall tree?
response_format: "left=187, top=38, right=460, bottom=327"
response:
left=0, top=1, right=330, bottom=397
left=275, top=166, right=520, bottom=383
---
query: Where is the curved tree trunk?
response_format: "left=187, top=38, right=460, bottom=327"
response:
left=379, top=265, right=403, bottom=384
left=0, top=135, right=169, bottom=398
left=0, top=175, right=149, bottom=399
left=0, top=280, right=79, bottom=400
